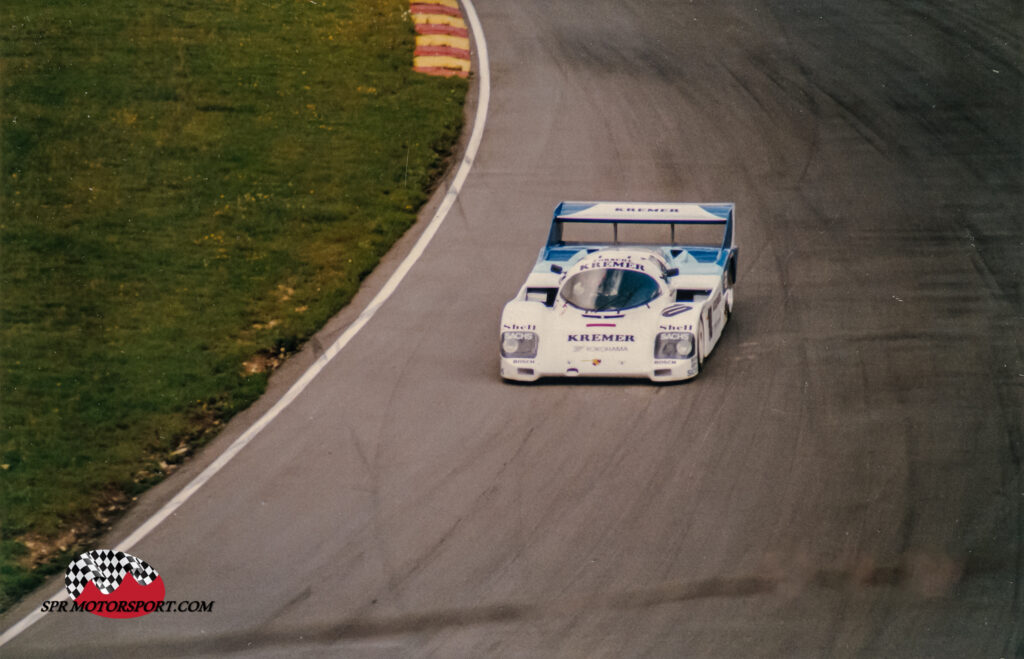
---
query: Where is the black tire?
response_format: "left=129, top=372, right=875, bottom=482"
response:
left=696, top=326, right=705, bottom=374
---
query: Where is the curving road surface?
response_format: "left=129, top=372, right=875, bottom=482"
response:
left=3, top=0, right=1022, bottom=656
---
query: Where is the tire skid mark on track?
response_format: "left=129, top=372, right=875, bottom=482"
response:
left=36, top=575, right=775, bottom=657
left=38, top=559, right=978, bottom=657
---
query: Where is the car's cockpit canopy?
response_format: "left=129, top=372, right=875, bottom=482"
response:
left=560, top=267, right=661, bottom=312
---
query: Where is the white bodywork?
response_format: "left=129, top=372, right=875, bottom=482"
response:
left=499, top=202, right=737, bottom=383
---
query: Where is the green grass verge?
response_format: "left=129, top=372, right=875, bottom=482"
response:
left=0, top=0, right=467, bottom=610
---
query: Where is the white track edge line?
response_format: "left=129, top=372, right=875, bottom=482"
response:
left=0, top=1, right=489, bottom=646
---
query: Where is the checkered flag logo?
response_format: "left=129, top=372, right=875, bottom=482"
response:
left=65, top=550, right=160, bottom=600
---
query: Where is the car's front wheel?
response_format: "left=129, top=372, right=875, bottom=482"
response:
left=696, top=325, right=705, bottom=374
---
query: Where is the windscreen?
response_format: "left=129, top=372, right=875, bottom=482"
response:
left=560, top=268, right=661, bottom=311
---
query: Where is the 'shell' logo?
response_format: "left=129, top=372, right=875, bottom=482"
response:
left=64, top=550, right=165, bottom=619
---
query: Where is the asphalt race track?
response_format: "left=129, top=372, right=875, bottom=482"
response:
left=2, top=1, right=1021, bottom=656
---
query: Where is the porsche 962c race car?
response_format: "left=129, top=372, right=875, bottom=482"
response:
left=500, top=202, right=737, bottom=382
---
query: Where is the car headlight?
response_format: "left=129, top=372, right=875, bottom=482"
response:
left=654, top=332, right=694, bottom=359
left=501, top=331, right=538, bottom=358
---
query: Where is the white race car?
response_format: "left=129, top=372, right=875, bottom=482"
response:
left=500, top=202, right=737, bottom=382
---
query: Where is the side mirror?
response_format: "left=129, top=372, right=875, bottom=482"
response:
left=550, top=264, right=563, bottom=274
left=665, top=267, right=679, bottom=278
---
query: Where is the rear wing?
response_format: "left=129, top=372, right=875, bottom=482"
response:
left=547, top=201, right=735, bottom=250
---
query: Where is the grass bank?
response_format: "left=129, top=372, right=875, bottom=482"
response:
left=0, top=0, right=467, bottom=610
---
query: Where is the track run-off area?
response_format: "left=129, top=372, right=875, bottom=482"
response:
left=2, top=1, right=1021, bottom=656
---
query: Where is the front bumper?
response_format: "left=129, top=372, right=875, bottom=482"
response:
left=500, top=356, right=699, bottom=383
